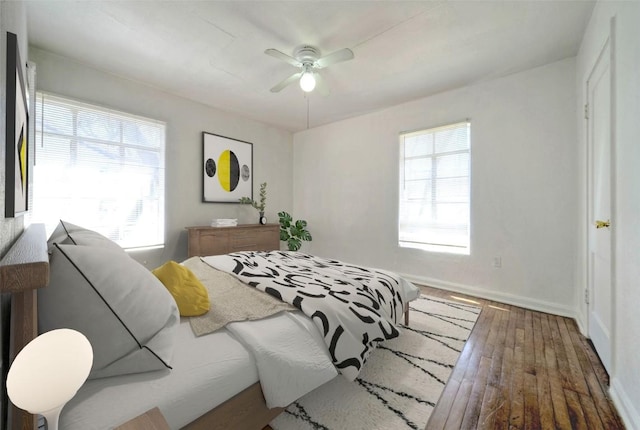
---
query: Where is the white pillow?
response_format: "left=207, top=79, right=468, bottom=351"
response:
left=47, top=220, right=124, bottom=252
left=39, top=243, right=179, bottom=379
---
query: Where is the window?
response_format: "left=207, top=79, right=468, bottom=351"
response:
left=399, top=121, right=470, bottom=254
left=32, top=92, right=165, bottom=249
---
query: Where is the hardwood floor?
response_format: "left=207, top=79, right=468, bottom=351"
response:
left=421, top=285, right=624, bottom=430
left=264, top=286, right=623, bottom=430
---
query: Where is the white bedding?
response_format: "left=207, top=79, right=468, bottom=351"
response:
left=204, top=252, right=418, bottom=381
left=60, top=319, right=258, bottom=429
left=60, top=259, right=420, bottom=429
left=227, top=311, right=338, bottom=408
left=60, top=313, right=338, bottom=429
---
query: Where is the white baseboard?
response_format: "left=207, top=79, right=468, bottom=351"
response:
left=400, top=273, right=576, bottom=319
left=610, top=378, right=640, bottom=430
left=574, top=311, right=588, bottom=336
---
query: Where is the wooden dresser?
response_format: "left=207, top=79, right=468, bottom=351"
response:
left=185, top=224, right=280, bottom=257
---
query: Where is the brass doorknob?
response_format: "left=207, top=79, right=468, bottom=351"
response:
left=595, top=220, right=611, bottom=229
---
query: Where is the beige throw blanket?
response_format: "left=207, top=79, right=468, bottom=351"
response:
left=182, top=257, right=294, bottom=336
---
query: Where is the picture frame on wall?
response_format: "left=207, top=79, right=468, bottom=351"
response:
left=202, top=132, right=253, bottom=203
left=5, top=31, right=29, bottom=217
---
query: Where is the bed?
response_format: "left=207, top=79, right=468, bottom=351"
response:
left=0, top=222, right=419, bottom=430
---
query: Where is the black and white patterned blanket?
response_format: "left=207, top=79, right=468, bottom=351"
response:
left=204, top=251, right=406, bottom=380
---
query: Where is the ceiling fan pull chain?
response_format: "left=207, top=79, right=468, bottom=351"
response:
left=306, top=95, right=310, bottom=129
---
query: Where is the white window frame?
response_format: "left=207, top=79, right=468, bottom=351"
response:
left=32, top=92, right=166, bottom=250
left=398, top=121, right=471, bottom=254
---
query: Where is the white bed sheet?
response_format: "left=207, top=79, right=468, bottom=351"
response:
left=59, top=273, right=420, bottom=429
left=401, top=277, right=421, bottom=302
left=60, top=319, right=259, bottom=430
left=227, top=311, right=338, bottom=408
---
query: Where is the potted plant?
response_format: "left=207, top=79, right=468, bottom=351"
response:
left=278, top=211, right=312, bottom=251
left=239, top=182, right=268, bottom=224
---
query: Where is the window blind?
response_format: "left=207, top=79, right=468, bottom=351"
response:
left=32, top=92, right=166, bottom=249
left=399, top=121, right=470, bottom=253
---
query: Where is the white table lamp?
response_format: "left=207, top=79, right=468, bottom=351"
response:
left=7, top=329, right=93, bottom=430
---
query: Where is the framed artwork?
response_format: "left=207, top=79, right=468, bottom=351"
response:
left=202, top=132, right=253, bottom=203
left=5, top=32, right=29, bottom=217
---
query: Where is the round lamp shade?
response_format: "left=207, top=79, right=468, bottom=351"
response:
left=7, top=328, right=93, bottom=414
left=299, top=71, right=316, bottom=92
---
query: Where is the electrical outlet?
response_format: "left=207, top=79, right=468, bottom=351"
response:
left=492, top=256, right=502, bottom=268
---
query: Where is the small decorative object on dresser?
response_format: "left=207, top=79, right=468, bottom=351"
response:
left=239, top=182, right=267, bottom=224
left=186, top=223, right=279, bottom=257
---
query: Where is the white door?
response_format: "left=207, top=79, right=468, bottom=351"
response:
left=587, top=37, right=613, bottom=375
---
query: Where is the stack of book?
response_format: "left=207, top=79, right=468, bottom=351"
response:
left=211, top=218, right=238, bottom=227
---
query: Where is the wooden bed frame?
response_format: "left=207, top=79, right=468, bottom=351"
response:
left=0, top=224, right=48, bottom=430
left=0, top=224, right=409, bottom=430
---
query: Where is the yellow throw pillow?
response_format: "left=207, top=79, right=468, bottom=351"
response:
left=152, top=261, right=210, bottom=316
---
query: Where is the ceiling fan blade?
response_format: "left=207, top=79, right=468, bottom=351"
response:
left=264, top=48, right=300, bottom=67
left=270, top=71, right=303, bottom=93
left=315, top=48, right=354, bottom=69
left=313, top=73, right=330, bottom=97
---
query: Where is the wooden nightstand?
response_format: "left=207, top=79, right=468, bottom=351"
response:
left=115, top=408, right=170, bottom=430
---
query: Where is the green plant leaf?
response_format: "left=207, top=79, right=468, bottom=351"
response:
left=300, top=231, right=312, bottom=241
left=278, top=211, right=292, bottom=228
left=278, top=211, right=311, bottom=249
left=288, top=237, right=302, bottom=251
left=289, top=225, right=301, bottom=237
left=258, top=182, right=267, bottom=211
left=280, top=229, right=290, bottom=241
left=239, top=197, right=259, bottom=210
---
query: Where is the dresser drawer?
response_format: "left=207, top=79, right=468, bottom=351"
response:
left=186, top=224, right=279, bottom=257
left=230, top=232, right=259, bottom=250
left=196, top=230, right=230, bottom=256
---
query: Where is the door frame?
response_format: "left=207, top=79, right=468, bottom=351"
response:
left=584, top=16, right=616, bottom=375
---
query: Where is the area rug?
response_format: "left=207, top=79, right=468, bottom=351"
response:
left=270, top=295, right=481, bottom=430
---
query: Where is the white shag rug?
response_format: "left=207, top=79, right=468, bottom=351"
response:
left=270, top=295, right=481, bottom=430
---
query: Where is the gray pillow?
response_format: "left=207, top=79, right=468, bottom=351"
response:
left=39, top=243, right=179, bottom=379
left=47, top=220, right=124, bottom=252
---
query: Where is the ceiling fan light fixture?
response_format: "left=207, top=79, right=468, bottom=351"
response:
left=299, top=70, right=316, bottom=92
left=266, top=45, right=353, bottom=94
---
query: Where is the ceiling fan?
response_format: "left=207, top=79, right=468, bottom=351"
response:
left=265, top=45, right=354, bottom=94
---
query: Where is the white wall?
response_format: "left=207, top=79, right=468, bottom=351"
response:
left=29, top=47, right=293, bottom=268
left=576, top=2, right=640, bottom=428
left=293, top=58, right=579, bottom=317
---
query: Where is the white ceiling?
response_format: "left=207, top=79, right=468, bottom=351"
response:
left=26, top=1, right=595, bottom=132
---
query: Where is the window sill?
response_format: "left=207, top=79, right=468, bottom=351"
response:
left=399, top=242, right=470, bottom=255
